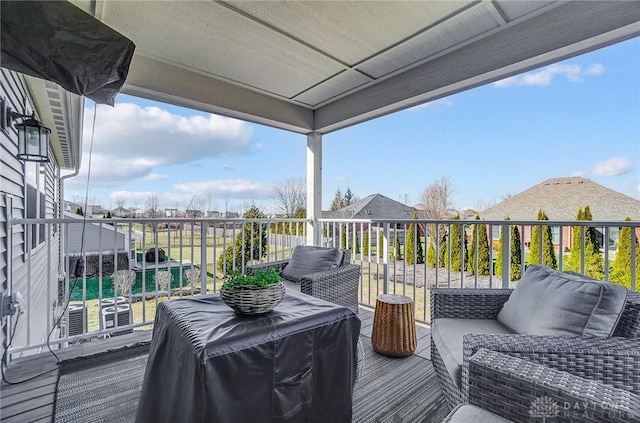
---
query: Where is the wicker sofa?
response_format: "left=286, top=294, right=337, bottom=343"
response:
left=443, top=348, right=640, bottom=422
left=431, top=265, right=640, bottom=411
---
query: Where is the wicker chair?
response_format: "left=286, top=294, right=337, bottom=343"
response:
left=431, top=288, right=640, bottom=409
left=245, top=248, right=360, bottom=315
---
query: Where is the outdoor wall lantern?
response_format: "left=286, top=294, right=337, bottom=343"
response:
left=1, top=97, right=51, bottom=162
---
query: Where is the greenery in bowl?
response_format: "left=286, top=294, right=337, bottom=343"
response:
left=222, top=268, right=282, bottom=289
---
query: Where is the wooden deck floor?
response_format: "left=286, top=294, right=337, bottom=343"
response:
left=1, top=308, right=436, bottom=423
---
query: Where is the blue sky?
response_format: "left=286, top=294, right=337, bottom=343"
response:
left=65, top=37, right=640, bottom=215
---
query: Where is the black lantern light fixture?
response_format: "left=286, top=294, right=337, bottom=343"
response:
left=1, top=97, right=51, bottom=162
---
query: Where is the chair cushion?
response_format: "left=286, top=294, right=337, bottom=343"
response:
left=497, top=265, right=628, bottom=337
left=281, top=246, right=342, bottom=283
left=431, top=318, right=513, bottom=388
left=442, top=404, right=512, bottom=423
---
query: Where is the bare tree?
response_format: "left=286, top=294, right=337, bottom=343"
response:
left=115, top=196, right=127, bottom=210
left=204, top=193, right=217, bottom=216
left=419, top=177, right=456, bottom=220
left=272, top=178, right=306, bottom=216
left=145, top=193, right=162, bottom=218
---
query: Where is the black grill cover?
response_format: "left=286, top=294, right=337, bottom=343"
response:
left=135, top=291, right=361, bottom=423
left=1, top=1, right=135, bottom=105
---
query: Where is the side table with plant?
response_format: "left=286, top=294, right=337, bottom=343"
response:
left=220, top=268, right=285, bottom=314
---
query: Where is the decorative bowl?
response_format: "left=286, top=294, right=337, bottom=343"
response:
left=220, top=281, right=285, bottom=314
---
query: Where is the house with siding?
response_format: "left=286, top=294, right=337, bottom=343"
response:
left=323, top=194, right=417, bottom=244
left=479, top=176, right=640, bottom=249
left=1, top=69, right=83, bottom=357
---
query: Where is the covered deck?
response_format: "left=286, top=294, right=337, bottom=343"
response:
left=1, top=308, right=446, bottom=423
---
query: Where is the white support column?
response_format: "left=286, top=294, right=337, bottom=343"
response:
left=306, top=132, right=322, bottom=246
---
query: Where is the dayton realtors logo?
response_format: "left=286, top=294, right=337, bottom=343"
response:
left=529, top=396, right=630, bottom=421
left=529, top=396, right=558, bottom=422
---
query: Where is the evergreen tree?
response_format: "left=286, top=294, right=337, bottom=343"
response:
left=343, top=187, right=357, bottom=206
left=467, top=217, right=478, bottom=272
left=378, top=228, right=384, bottom=257
left=582, top=206, right=604, bottom=279
left=341, top=225, right=347, bottom=249
left=611, top=217, right=639, bottom=290
left=352, top=230, right=360, bottom=254
left=567, top=208, right=585, bottom=271
left=510, top=224, right=523, bottom=280
left=528, top=210, right=557, bottom=269
left=217, top=205, right=267, bottom=273
left=568, top=206, right=603, bottom=278
left=363, top=228, right=370, bottom=256
left=438, top=232, right=448, bottom=268
left=103, top=210, right=112, bottom=219
left=391, top=232, right=402, bottom=260
left=426, top=223, right=438, bottom=267
left=467, top=216, right=490, bottom=275
left=495, top=219, right=507, bottom=278
left=427, top=239, right=437, bottom=267
left=292, top=207, right=306, bottom=236
left=76, top=207, right=84, bottom=216
left=406, top=212, right=424, bottom=264
left=330, top=189, right=343, bottom=211
left=449, top=214, right=467, bottom=271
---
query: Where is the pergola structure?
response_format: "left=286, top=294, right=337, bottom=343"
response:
left=70, top=0, right=640, bottom=241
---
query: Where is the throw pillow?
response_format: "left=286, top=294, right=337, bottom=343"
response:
left=281, top=246, right=341, bottom=283
left=497, top=265, right=628, bottom=337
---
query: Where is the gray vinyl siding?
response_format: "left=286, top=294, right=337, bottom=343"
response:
left=1, top=68, right=62, bottom=359
left=65, top=218, right=127, bottom=254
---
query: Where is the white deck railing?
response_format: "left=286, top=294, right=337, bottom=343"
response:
left=4, top=216, right=638, bottom=359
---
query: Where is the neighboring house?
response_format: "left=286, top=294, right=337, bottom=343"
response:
left=324, top=193, right=416, bottom=220
left=185, top=209, right=203, bottom=218
left=323, top=193, right=416, bottom=232
left=164, top=208, right=179, bottom=218
left=479, top=176, right=640, bottom=249
left=1, top=68, right=83, bottom=357
left=111, top=206, right=130, bottom=217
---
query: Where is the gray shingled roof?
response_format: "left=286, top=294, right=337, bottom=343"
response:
left=323, top=193, right=416, bottom=220
left=479, top=177, right=640, bottom=221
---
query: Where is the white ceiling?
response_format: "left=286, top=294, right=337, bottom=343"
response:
left=75, top=0, right=639, bottom=134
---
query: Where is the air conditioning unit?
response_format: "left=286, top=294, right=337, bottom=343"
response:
left=101, top=304, right=133, bottom=336
left=99, top=296, right=128, bottom=310
left=67, top=303, right=87, bottom=337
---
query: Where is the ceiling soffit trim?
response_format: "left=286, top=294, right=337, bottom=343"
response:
left=122, top=55, right=314, bottom=134
left=314, top=2, right=640, bottom=133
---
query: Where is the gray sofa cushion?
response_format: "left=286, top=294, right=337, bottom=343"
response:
left=431, top=318, right=513, bottom=388
left=443, top=404, right=512, bottom=423
left=497, top=265, right=628, bottom=337
left=281, top=246, right=342, bottom=283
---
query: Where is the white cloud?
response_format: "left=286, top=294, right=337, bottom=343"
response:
left=494, top=63, right=604, bottom=88
left=144, top=173, right=168, bottom=181
left=69, top=103, right=253, bottom=189
left=591, top=156, right=633, bottom=176
left=222, top=163, right=235, bottom=171
left=172, top=179, right=272, bottom=200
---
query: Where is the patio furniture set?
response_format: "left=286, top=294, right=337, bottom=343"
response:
left=135, top=245, right=640, bottom=422
left=436, top=265, right=640, bottom=422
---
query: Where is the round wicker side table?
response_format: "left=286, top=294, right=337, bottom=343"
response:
left=371, top=294, right=417, bottom=357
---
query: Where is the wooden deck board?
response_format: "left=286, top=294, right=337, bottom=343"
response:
left=1, top=307, right=435, bottom=422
